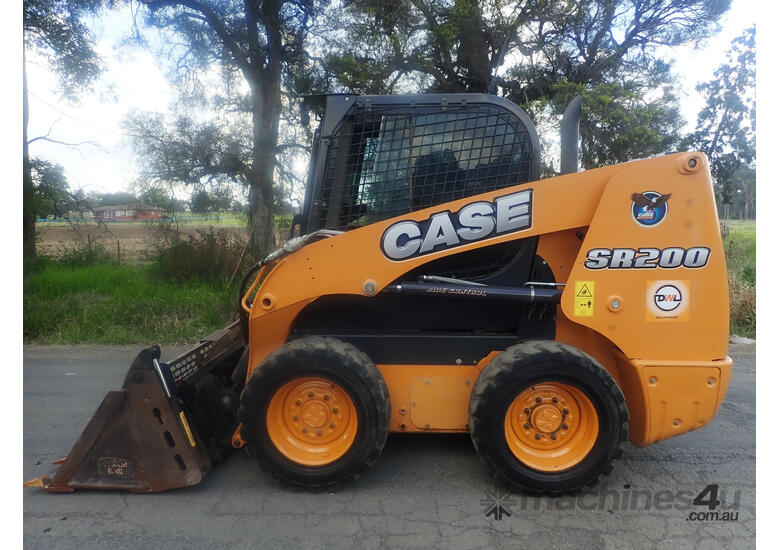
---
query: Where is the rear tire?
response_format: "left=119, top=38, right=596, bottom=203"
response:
left=238, top=337, right=391, bottom=489
left=469, top=340, right=628, bottom=494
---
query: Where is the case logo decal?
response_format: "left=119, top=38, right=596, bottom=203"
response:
left=647, top=280, right=689, bottom=321
left=631, top=191, right=670, bottom=227
left=381, top=190, right=532, bottom=260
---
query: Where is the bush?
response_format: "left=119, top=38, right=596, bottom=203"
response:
left=151, top=228, right=253, bottom=283
left=723, top=225, right=756, bottom=338
left=274, top=214, right=293, bottom=229
left=729, top=273, right=756, bottom=338
left=23, top=255, right=54, bottom=277
left=59, top=241, right=114, bottom=267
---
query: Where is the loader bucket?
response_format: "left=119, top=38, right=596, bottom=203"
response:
left=33, top=346, right=213, bottom=493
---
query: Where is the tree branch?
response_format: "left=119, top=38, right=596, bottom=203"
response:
left=142, top=0, right=254, bottom=78
left=244, top=0, right=264, bottom=69
left=409, top=0, right=458, bottom=82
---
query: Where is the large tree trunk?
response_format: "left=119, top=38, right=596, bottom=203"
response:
left=456, top=0, right=491, bottom=92
left=245, top=0, right=283, bottom=259
left=247, top=73, right=282, bottom=258
left=247, top=98, right=278, bottom=258
left=23, top=48, right=36, bottom=258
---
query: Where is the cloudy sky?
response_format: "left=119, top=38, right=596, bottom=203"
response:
left=24, top=0, right=757, bottom=198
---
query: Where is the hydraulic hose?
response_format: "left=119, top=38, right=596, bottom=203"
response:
left=238, top=261, right=264, bottom=343
left=237, top=229, right=343, bottom=343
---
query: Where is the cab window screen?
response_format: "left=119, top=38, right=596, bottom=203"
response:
left=318, top=103, right=532, bottom=230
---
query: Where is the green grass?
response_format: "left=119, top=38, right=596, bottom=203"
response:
left=722, top=219, right=756, bottom=338
left=24, top=259, right=238, bottom=345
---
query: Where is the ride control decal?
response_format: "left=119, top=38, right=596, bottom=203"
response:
left=631, top=191, right=670, bottom=227
left=647, top=280, right=689, bottom=321
left=574, top=281, right=595, bottom=317
left=584, top=247, right=711, bottom=270
left=380, top=189, right=533, bottom=261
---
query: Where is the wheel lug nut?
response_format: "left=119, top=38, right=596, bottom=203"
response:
left=308, top=392, right=314, bottom=398
left=563, top=408, right=569, bottom=415
left=292, top=415, right=299, bottom=421
left=523, top=408, right=530, bottom=414
left=552, top=397, right=558, bottom=403
left=295, top=400, right=302, bottom=406
left=317, top=430, right=322, bottom=436
left=330, top=423, right=336, bottom=429
left=535, top=434, right=541, bottom=440
left=535, top=397, right=542, bottom=403
left=524, top=423, right=531, bottom=430
left=302, top=428, right=308, bottom=433
left=324, top=394, right=330, bottom=401
left=562, top=424, right=568, bottom=430
left=333, top=407, right=339, bottom=414
left=551, top=433, right=557, bottom=440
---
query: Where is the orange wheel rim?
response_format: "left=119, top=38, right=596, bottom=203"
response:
left=266, top=377, right=358, bottom=466
left=504, top=382, right=599, bottom=472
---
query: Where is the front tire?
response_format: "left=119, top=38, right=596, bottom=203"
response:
left=469, top=340, right=628, bottom=494
left=238, top=337, right=390, bottom=489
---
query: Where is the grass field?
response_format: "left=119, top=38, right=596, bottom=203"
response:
left=24, top=259, right=239, bottom=345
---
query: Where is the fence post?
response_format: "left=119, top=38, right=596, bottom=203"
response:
left=117, top=240, right=121, bottom=263
left=87, top=234, right=91, bottom=250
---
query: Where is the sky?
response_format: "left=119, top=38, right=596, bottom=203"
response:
left=24, top=0, right=758, bottom=199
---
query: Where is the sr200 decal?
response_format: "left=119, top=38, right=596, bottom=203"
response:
left=585, top=247, right=711, bottom=269
left=381, top=190, right=532, bottom=261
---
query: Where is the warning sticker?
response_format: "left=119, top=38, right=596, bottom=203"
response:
left=574, top=281, right=595, bottom=317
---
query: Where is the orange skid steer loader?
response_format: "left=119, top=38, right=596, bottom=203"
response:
left=26, top=94, right=732, bottom=495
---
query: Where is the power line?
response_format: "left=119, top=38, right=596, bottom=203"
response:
left=28, top=91, right=137, bottom=138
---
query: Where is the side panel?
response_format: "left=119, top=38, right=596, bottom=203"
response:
left=377, top=364, right=479, bottom=433
left=631, top=357, right=733, bottom=445
left=561, top=153, right=729, bottom=361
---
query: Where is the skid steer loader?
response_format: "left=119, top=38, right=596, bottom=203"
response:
left=25, top=93, right=732, bottom=495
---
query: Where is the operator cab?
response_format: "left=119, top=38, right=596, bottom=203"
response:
left=298, top=93, right=541, bottom=235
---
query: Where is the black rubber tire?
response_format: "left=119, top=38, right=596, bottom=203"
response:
left=469, top=340, right=628, bottom=495
left=238, top=336, right=391, bottom=490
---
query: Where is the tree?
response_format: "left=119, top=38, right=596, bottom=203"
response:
left=730, top=165, right=755, bottom=220
left=683, top=26, right=755, bottom=218
left=29, top=158, right=77, bottom=219
left=129, top=0, right=326, bottom=256
left=324, top=0, right=730, bottom=170
left=190, top=189, right=216, bottom=213
left=189, top=187, right=232, bottom=213
left=23, top=0, right=115, bottom=257
left=535, top=78, right=684, bottom=170
left=137, top=183, right=179, bottom=212
left=95, top=191, right=139, bottom=206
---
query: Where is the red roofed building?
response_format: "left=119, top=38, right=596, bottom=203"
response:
left=93, top=204, right=164, bottom=222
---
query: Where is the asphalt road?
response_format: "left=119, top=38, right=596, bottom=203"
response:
left=23, top=343, right=756, bottom=549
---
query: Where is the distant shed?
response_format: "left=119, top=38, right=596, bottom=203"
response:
left=93, top=204, right=164, bottom=222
